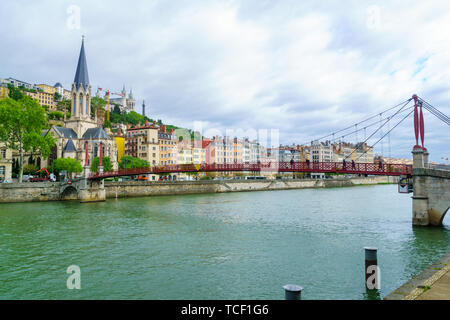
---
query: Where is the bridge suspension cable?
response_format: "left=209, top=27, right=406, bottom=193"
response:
left=308, top=105, right=415, bottom=145
left=418, top=97, right=450, bottom=126
left=344, top=98, right=413, bottom=160
left=355, top=108, right=414, bottom=161
left=307, top=98, right=413, bottom=144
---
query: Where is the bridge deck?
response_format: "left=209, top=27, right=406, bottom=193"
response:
left=89, top=162, right=412, bottom=180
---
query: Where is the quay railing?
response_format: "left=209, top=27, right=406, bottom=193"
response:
left=88, top=162, right=412, bottom=180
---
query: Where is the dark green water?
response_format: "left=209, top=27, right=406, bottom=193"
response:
left=0, top=184, right=449, bottom=300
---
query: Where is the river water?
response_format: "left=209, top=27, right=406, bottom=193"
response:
left=0, top=184, right=449, bottom=300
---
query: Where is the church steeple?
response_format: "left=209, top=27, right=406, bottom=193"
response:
left=70, top=37, right=92, bottom=120
left=74, top=37, right=90, bottom=90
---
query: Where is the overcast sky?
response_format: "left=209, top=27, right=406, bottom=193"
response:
left=1, top=0, right=449, bottom=161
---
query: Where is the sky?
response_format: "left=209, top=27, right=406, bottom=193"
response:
left=1, top=0, right=449, bottom=162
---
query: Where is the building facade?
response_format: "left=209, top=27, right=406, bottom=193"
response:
left=23, top=90, right=56, bottom=109
left=0, top=143, right=12, bottom=182
left=158, top=125, right=178, bottom=166
left=125, top=121, right=159, bottom=166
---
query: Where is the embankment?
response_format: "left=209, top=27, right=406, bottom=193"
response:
left=104, top=176, right=396, bottom=199
left=0, top=176, right=396, bottom=203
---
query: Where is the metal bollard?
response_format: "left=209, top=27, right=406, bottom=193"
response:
left=364, top=247, right=379, bottom=290
left=283, top=284, right=303, bottom=300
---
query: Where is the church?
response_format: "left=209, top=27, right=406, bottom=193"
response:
left=44, top=38, right=118, bottom=170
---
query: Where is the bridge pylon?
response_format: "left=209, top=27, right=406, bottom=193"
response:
left=410, top=99, right=449, bottom=226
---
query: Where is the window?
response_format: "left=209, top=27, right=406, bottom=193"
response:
left=0, top=166, right=5, bottom=175
left=1, top=149, right=6, bottom=158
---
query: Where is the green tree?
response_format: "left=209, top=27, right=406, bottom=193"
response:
left=91, top=97, right=106, bottom=117
left=7, top=84, right=23, bottom=101
left=90, top=156, right=113, bottom=173
left=0, top=97, right=56, bottom=182
left=119, top=155, right=150, bottom=169
left=53, top=158, right=83, bottom=177
left=112, top=104, right=121, bottom=115
left=53, top=92, right=62, bottom=101
left=104, top=119, right=112, bottom=130
left=23, top=164, right=39, bottom=175
left=48, top=111, right=65, bottom=120
left=56, top=98, right=71, bottom=112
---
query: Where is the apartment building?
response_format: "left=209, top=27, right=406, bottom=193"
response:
left=311, top=140, right=333, bottom=162
left=332, top=142, right=374, bottom=163
left=177, top=140, right=193, bottom=164
left=24, top=90, right=56, bottom=109
left=125, top=121, right=159, bottom=166
left=233, top=137, right=243, bottom=164
left=158, top=125, right=178, bottom=166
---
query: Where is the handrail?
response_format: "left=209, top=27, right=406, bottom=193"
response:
left=88, top=162, right=412, bottom=179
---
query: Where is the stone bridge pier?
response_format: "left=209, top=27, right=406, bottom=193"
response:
left=59, top=167, right=105, bottom=203
left=412, top=148, right=450, bottom=226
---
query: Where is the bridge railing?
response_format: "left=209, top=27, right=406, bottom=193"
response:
left=88, top=161, right=412, bottom=179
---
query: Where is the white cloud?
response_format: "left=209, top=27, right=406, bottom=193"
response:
left=0, top=0, right=449, bottom=161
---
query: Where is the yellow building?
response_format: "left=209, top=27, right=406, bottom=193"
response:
left=0, top=86, right=9, bottom=99
left=36, top=84, right=56, bottom=95
left=158, top=125, right=178, bottom=166
left=114, top=135, right=125, bottom=162
left=24, top=90, right=56, bottom=109
left=233, top=137, right=243, bottom=164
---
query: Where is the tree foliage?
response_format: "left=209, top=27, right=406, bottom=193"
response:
left=53, top=92, right=62, bottom=101
left=119, top=155, right=150, bottom=169
left=110, top=110, right=152, bottom=125
left=23, top=164, right=39, bottom=175
left=7, top=84, right=23, bottom=101
left=90, top=156, right=113, bottom=173
left=0, top=96, right=56, bottom=182
left=48, top=111, right=65, bottom=120
left=52, top=158, right=83, bottom=175
left=56, top=98, right=71, bottom=112
left=91, top=97, right=106, bottom=117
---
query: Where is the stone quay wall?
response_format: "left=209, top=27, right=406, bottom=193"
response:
left=104, top=176, right=395, bottom=199
left=0, top=176, right=396, bottom=203
left=0, top=182, right=61, bottom=203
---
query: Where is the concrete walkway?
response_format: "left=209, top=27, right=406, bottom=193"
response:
left=385, top=251, right=450, bottom=300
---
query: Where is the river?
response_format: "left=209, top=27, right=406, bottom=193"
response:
left=0, top=184, right=449, bottom=299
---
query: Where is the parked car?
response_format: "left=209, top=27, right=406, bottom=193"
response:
left=22, top=175, right=33, bottom=182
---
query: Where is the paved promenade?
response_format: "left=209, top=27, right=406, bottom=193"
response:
left=385, top=251, right=450, bottom=300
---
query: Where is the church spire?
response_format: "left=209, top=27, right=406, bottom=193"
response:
left=74, top=37, right=90, bottom=89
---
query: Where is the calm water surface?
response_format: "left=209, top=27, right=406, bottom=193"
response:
left=0, top=184, right=449, bottom=299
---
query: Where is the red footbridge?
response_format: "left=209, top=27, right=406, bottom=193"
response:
left=86, top=94, right=450, bottom=181
left=88, top=162, right=412, bottom=180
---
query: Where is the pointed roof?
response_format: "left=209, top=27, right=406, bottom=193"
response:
left=52, top=126, right=78, bottom=139
left=82, top=127, right=110, bottom=139
left=64, top=137, right=77, bottom=152
left=74, top=38, right=90, bottom=89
